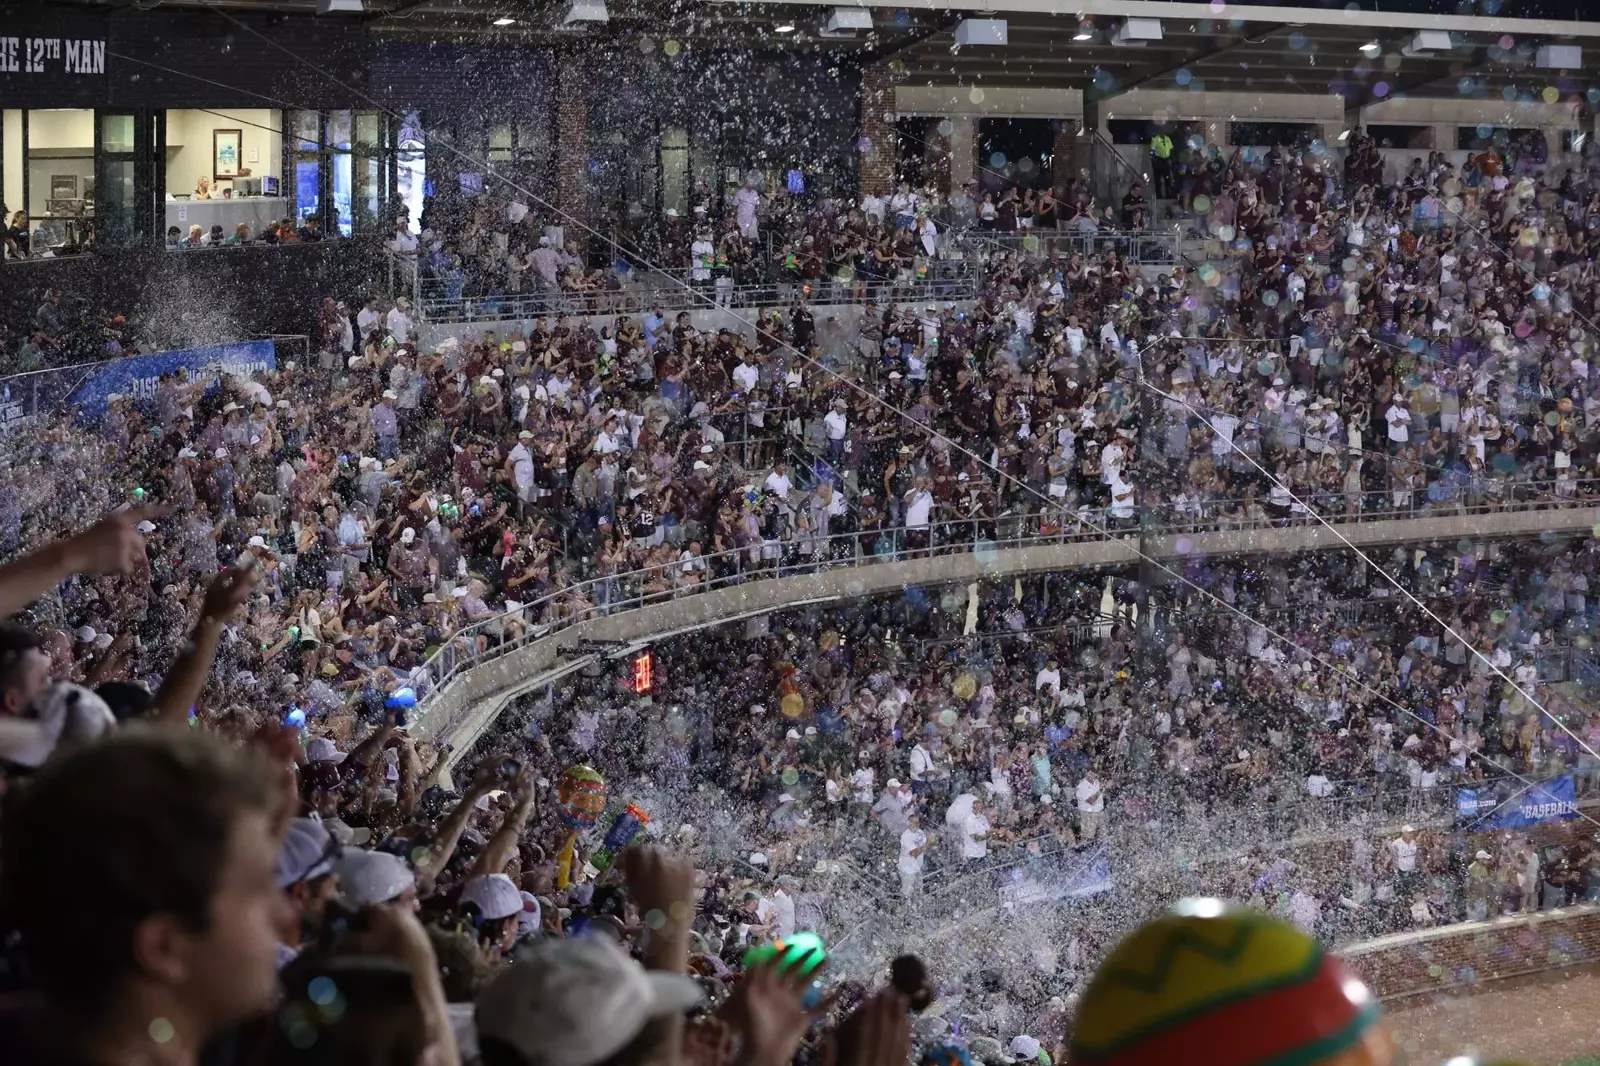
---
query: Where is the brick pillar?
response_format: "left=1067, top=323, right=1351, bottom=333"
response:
left=555, top=52, right=589, bottom=226
left=859, top=64, right=895, bottom=197
left=1051, top=119, right=1079, bottom=197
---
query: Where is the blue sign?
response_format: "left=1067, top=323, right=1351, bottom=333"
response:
left=996, top=845, right=1112, bottom=907
left=0, top=340, right=276, bottom=431
left=1457, top=774, right=1579, bottom=829
left=68, top=340, right=276, bottom=418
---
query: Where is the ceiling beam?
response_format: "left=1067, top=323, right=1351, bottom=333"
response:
left=1086, top=23, right=1284, bottom=102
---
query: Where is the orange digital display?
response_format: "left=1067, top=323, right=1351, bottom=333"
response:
left=631, top=651, right=653, bottom=693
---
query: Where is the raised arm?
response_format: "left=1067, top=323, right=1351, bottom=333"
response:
left=151, top=566, right=258, bottom=725
left=0, top=506, right=165, bottom=619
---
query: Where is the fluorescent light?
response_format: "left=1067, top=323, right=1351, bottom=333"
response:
left=492, top=16, right=515, bottom=25
left=775, top=22, right=795, bottom=32
left=1359, top=40, right=1380, bottom=55
left=1074, top=30, right=1093, bottom=40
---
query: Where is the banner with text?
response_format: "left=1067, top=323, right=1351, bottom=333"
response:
left=0, top=4, right=109, bottom=105
left=0, top=339, right=275, bottom=430
left=1456, top=774, right=1579, bottom=830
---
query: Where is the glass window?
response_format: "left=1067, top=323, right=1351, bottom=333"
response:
left=97, top=159, right=135, bottom=247
left=326, top=110, right=352, bottom=152
left=332, top=151, right=352, bottom=237
left=355, top=111, right=382, bottom=148
left=101, top=113, right=134, bottom=154
left=396, top=110, right=425, bottom=235
left=660, top=127, right=688, bottom=217
left=489, top=124, right=513, bottom=166
left=355, top=155, right=382, bottom=233
left=25, top=110, right=94, bottom=255
left=290, top=110, right=319, bottom=151
left=295, top=159, right=320, bottom=223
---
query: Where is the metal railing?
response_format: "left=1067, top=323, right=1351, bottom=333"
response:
left=413, top=258, right=982, bottom=324
left=963, top=228, right=1188, bottom=265
left=411, top=482, right=1600, bottom=744
left=410, top=512, right=1134, bottom=731
left=1145, top=478, right=1600, bottom=531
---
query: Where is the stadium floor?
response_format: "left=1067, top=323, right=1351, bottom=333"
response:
left=1384, top=964, right=1600, bottom=1064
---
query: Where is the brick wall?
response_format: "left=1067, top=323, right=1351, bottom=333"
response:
left=1339, top=904, right=1600, bottom=999
left=554, top=52, right=590, bottom=227
left=1052, top=121, right=1081, bottom=197
left=859, top=64, right=896, bottom=198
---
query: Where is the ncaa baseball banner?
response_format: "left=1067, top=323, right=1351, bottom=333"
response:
left=66, top=340, right=276, bottom=418
left=0, top=339, right=276, bottom=429
left=1456, top=774, right=1579, bottom=830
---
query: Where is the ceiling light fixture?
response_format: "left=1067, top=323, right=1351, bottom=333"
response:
left=1359, top=40, right=1380, bottom=56
left=1074, top=29, right=1093, bottom=40
left=492, top=16, right=515, bottom=25
left=775, top=22, right=795, bottom=32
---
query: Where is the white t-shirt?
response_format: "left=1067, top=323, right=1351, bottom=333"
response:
left=905, top=489, right=934, bottom=529
left=763, top=890, right=796, bottom=939
left=1035, top=666, right=1062, bottom=694
left=1386, top=404, right=1411, bottom=443
left=899, top=827, right=928, bottom=872
left=824, top=410, right=848, bottom=441
left=764, top=471, right=792, bottom=498
left=690, top=238, right=714, bottom=281
left=909, top=744, right=934, bottom=782
left=508, top=443, right=536, bottom=490
left=1210, top=413, right=1239, bottom=457
left=1075, top=777, right=1104, bottom=813
left=733, top=363, right=760, bottom=393
left=1389, top=836, right=1418, bottom=872
left=960, top=812, right=991, bottom=859
left=850, top=767, right=875, bottom=803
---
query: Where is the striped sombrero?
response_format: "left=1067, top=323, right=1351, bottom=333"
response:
left=1071, top=900, right=1383, bottom=1066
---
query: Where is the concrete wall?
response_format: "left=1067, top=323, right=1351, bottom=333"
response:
left=893, top=85, right=1084, bottom=119
left=1100, top=89, right=1346, bottom=146
left=1361, top=96, right=1580, bottom=130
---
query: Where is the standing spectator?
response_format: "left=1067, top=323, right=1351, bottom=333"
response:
left=1076, top=767, right=1106, bottom=844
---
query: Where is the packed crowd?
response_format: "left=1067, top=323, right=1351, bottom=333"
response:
left=3, top=487, right=1599, bottom=1066
left=4, top=126, right=1600, bottom=1066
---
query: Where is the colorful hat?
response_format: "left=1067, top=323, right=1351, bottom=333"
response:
left=1071, top=900, right=1384, bottom=1066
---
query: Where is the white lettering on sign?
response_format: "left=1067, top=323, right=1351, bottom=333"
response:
left=0, top=36, right=105, bottom=75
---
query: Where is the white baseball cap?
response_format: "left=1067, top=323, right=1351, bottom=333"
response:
left=335, top=848, right=415, bottom=907
left=476, top=935, right=702, bottom=1066
left=1009, top=1036, right=1042, bottom=1062
left=517, top=891, right=543, bottom=937
left=460, top=873, right=523, bottom=921
left=0, top=683, right=116, bottom=769
left=275, top=817, right=336, bottom=888
left=305, top=737, right=346, bottom=764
